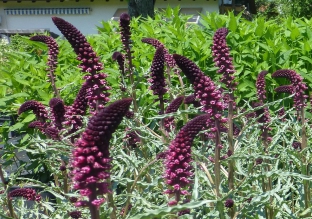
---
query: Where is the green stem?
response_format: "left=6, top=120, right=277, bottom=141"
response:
left=300, top=107, right=310, bottom=211
left=0, top=165, right=16, bottom=218
left=214, top=118, right=222, bottom=198
left=227, top=100, right=235, bottom=218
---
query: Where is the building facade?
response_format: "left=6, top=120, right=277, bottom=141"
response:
left=0, top=0, right=220, bottom=37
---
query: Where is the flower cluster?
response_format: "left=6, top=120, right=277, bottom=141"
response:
left=52, top=16, right=111, bottom=113
left=184, top=94, right=200, bottom=107
left=18, top=100, right=48, bottom=122
left=142, top=38, right=176, bottom=71
left=212, top=28, right=236, bottom=90
left=272, top=69, right=308, bottom=111
left=173, top=54, right=225, bottom=120
left=112, top=51, right=125, bottom=76
left=49, top=98, right=66, bottom=130
left=164, top=114, right=209, bottom=204
left=9, top=188, right=41, bottom=202
left=30, top=35, right=59, bottom=90
left=163, top=96, right=184, bottom=132
left=51, top=17, right=102, bottom=74
left=119, top=13, right=132, bottom=61
left=71, top=98, right=132, bottom=208
left=256, top=70, right=268, bottom=103
left=149, top=46, right=167, bottom=97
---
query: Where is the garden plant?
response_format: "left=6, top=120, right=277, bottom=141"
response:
left=0, top=7, right=312, bottom=219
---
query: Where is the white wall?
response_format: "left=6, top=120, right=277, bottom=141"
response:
left=0, top=0, right=219, bottom=36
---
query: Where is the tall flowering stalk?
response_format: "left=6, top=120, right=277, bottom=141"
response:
left=71, top=98, right=132, bottom=219
left=119, top=13, right=137, bottom=113
left=142, top=37, right=183, bottom=98
left=272, top=69, right=309, bottom=209
left=52, top=17, right=111, bottom=114
left=173, top=54, right=226, bottom=200
left=30, top=35, right=60, bottom=98
left=164, top=114, right=209, bottom=215
left=212, top=28, right=237, bottom=206
left=149, top=46, right=167, bottom=115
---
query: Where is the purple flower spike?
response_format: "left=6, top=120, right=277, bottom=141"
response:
left=142, top=38, right=176, bottom=71
left=275, top=85, right=294, bottom=94
left=49, top=98, right=66, bottom=130
left=45, top=127, right=60, bottom=140
left=184, top=94, right=201, bottom=107
left=149, top=46, right=167, bottom=97
left=28, top=121, right=46, bottom=130
left=19, top=100, right=48, bottom=122
left=212, top=28, right=236, bottom=90
left=112, top=51, right=125, bottom=75
left=272, top=69, right=308, bottom=111
left=164, top=96, right=184, bottom=132
left=9, top=188, right=41, bottom=202
left=119, top=13, right=132, bottom=57
left=30, top=35, right=59, bottom=84
left=164, top=114, right=209, bottom=204
left=72, top=98, right=132, bottom=208
left=256, top=70, right=268, bottom=102
left=51, top=17, right=103, bottom=75
left=173, top=54, right=225, bottom=119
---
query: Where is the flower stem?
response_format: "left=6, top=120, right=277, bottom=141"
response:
left=0, top=165, right=16, bottom=218
left=227, top=99, right=235, bottom=218
left=300, top=107, right=310, bottom=211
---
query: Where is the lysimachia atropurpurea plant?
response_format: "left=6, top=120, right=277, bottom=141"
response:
left=0, top=7, right=312, bottom=219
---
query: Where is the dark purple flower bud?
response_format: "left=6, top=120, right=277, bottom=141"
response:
left=69, top=210, right=82, bottom=219
left=224, top=198, right=234, bottom=208
left=292, top=141, right=301, bottom=150
left=112, top=51, right=125, bottom=75
left=165, top=114, right=209, bottom=204
left=9, top=188, right=41, bottom=202
left=163, top=96, right=184, bottom=132
left=124, top=130, right=141, bottom=148
left=256, top=70, right=268, bottom=102
left=72, top=98, right=132, bottom=208
left=69, top=197, right=78, bottom=203
left=142, top=38, right=177, bottom=72
left=52, top=17, right=103, bottom=75
left=184, top=94, right=201, bottom=107
left=59, top=165, right=66, bottom=171
left=272, top=69, right=308, bottom=111
left=18, top=100, right=48, bottom=122
left=149, top=46, right=167, bottom=97
left=256, top=158, right=263, bottom=165
left=49, top=98, right=66, bottom=130
left=212, top=28, right=236, bottom=90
